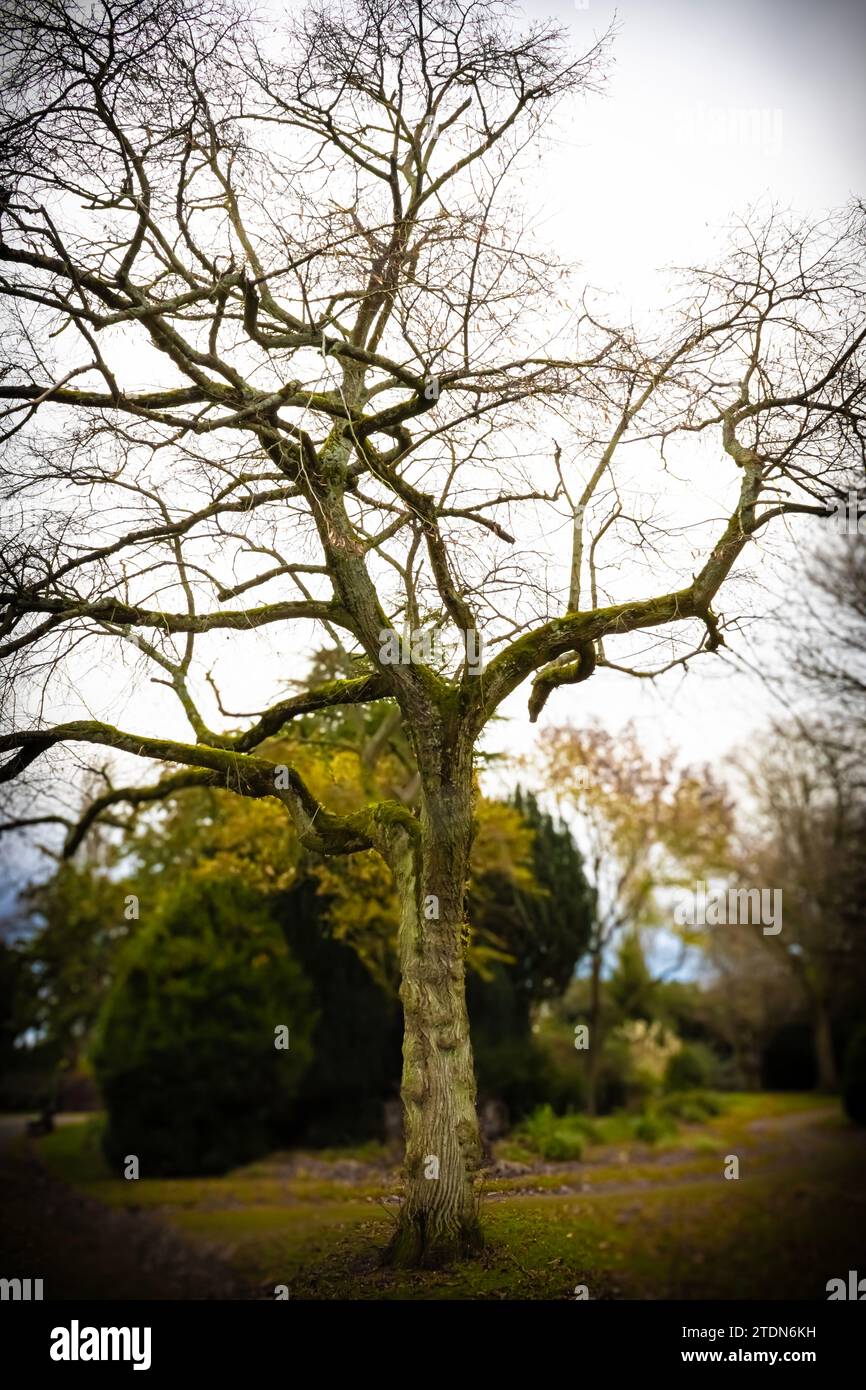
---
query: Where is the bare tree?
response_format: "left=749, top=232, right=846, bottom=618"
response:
left=743, top=476, right=866, bottom=1089
left=791, top=538, right=866, bottom=741
left=701, top=924, right=801, bottom=1091
left=734, top=728, right=866, bottom=1092
left=0, top=0, right=863, bottom=1265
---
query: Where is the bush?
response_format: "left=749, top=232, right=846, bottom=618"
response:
left=544, top=1059, right=587, bottom=1116
left=474, top=1037, right=570, bottom=1121
left=664, top=1042, right=718, bottom=1093
left=538, top=1129, right=585, bottom=1161
left=272, top=879, right=401, bottom=1146
left=842, top=1022, right=866, bottom=1127
left=632, top=1108, right=678, bottom=1144
left=517, top=1104, right=586, bottom=1161
left=92, top=879, right=316, bottom=1175
left=601, top=1021, right=681, bottom=1110
left=713, top=1053, right=752, bottom=1091
left=658, top=1090, right=724, bottom=1123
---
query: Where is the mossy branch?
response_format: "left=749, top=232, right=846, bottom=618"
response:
left=0, top=720, right=398, bottom=857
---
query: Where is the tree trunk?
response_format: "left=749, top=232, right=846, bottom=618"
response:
left=585, top=944, right=603, bottom=1117
left=814, top=998, right=838, bottom=1093
left=385, top=743, right=483, bottom=1268
left=745, top=1037, right=763, bottom=1090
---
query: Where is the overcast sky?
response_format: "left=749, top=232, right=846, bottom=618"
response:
left=481, top=0, right=866, bottom=779
left=1, top=0, right=864, bottom=911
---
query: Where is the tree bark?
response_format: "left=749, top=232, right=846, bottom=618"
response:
left=586, top=943, right=603, bottom=1117
left=384, top=740, right=483, bottom=1268
left=814, top=997, right=838, bottom=1093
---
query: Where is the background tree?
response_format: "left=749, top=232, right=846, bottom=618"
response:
left=731, top=728, right=866, bottom=1091
left=0, top=0, right=863, bottom=1264
left=15, top=859, right=132, bottom=1075
left=0, top=935, right=34, bottom=1106
left=699, top=920, right=803, bottom=1090
left=791, top=539, right=866, bottom=738
left=535, top=721, right=733, bottom=1112
left=468, top=787, right=594, bottom=1120
left=749, top=460, right=866, bottom=1089
left=607, top=929, right=657, bottom=1026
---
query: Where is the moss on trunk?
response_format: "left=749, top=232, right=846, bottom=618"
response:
left=382, top=751, right=483, bottom=1268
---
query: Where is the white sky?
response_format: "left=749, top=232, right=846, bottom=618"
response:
left=481, top=0, right=866, bottom=778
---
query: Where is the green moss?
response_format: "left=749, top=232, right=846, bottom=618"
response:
left=358, top=800, right=420, bottom=838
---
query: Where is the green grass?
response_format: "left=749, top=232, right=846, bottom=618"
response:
left=502, top=1091, right=724, bottom=1162
left=35, top=1092, right=864, bottom=1299
left=38, top=1115, right=112, bottom=1184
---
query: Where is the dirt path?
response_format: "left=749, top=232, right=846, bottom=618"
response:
left=0, top=1124, right=252, bottom=1300
left=481, top=1107, right=860, bottom=1200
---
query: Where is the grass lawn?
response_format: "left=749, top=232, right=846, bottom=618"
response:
left=35, top=1092, right=866, bottom=1300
